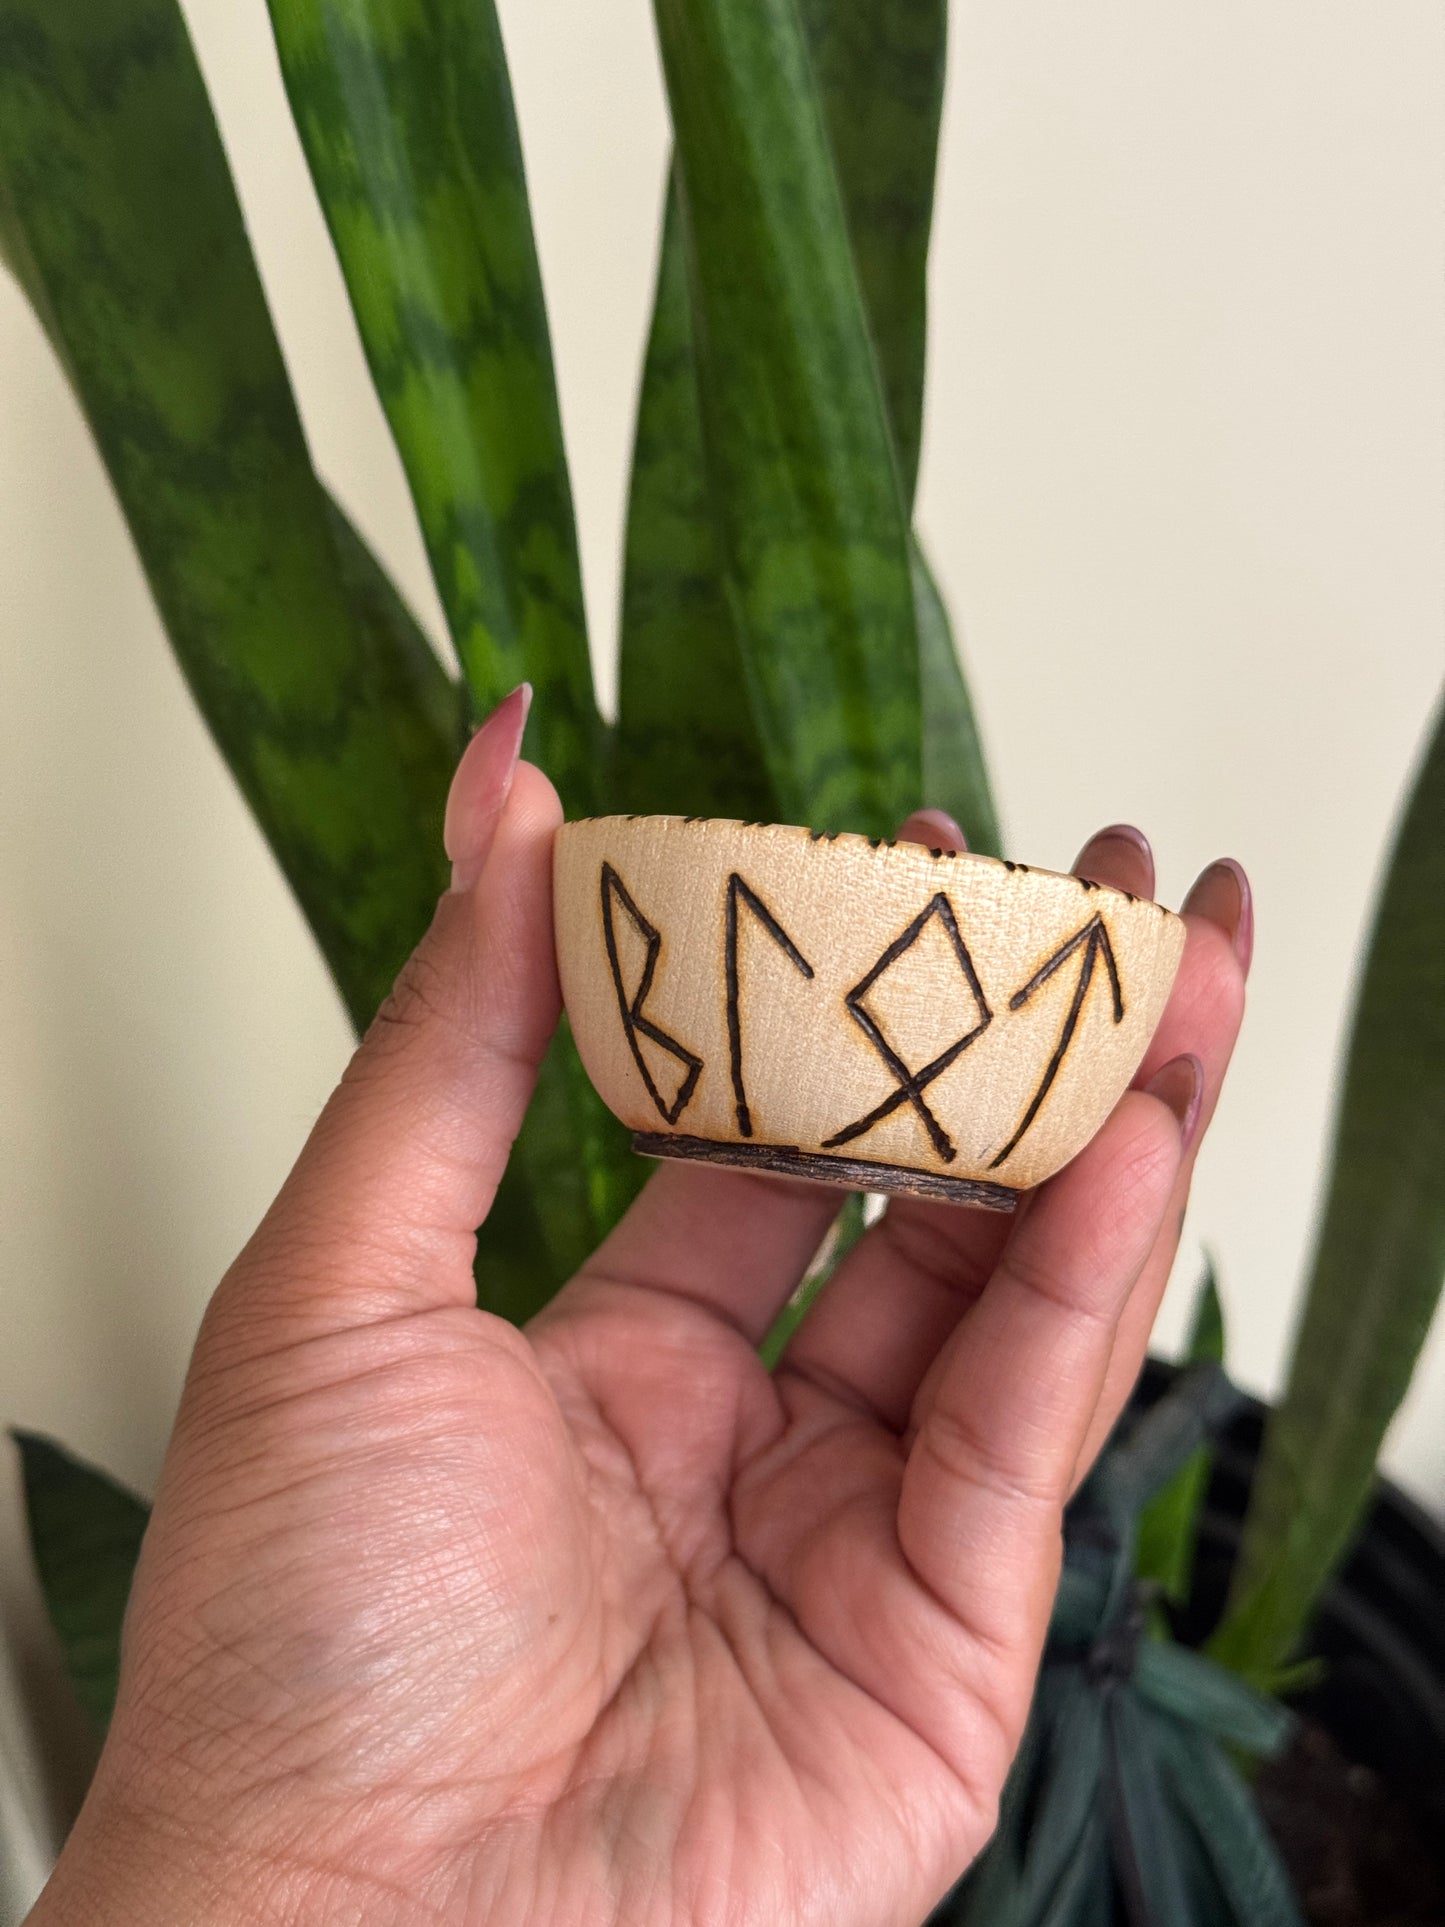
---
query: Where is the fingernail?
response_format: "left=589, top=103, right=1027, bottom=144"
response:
left=899, top=807, right=967, bottom=853
left=1073, top=823, right=1155, bottom=896
left=444, top=684, right=531, bottom=893
left=1183, top=858, right=1253, bottom=973
left=1145, top=1052, right=1204, bottom=1150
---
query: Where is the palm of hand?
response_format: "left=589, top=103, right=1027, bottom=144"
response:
left=118, top=1248, right=1002, bottom=1926
left=60, top=768, right=1245, bottom=1927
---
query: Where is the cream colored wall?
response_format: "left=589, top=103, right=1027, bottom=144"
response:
left=1, top=4, right=1442, bottom=1819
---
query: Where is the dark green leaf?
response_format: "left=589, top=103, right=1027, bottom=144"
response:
left=1104, top=1694, right=1195, bottom=1927
left=791, top=0, right=1001, bottom=848
left=0, top=158, right=65, bottom=361
left=1156, top=1717, right=1305, bottom=1927
left=1051, top=1562, right=1110, bottom=1649
left=1167, top=1796, right=1236, bottom=1925
left=1216, top=694, right=1445, bottom=1685
left=795, top=0, right=944, bottom=508
left=613, top=177, right=777, bottom=824
left=1137, top=1264, right=1226, bottom=1602
left=1034, top=1816, right=1111, bottom=1927
left=1012, top=1673, right=1108, bottom=1919
left=652, top=0, right=923, bottom=836
left=1134, top=1641, right=1293, bottom=1759
left=1189, top=1259, right=1227, bottom=1367
left=620, top=0, right=997, bottom=845
left=14, top=1433, right=149, bottom=1734
left=1097, top=1361, right=1241, bottom=1538
left=0, top=0, right=460, bottom=1032
left=265, top=0, right=604, bottom=816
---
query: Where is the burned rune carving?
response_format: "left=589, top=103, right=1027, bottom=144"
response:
left=598, top=860, right=1128, bottom=1175
left=822, top=894, right=992, bottom=1162
left=600, top=862, right=702, bottom=1125
left=988, top=913, right=1124, bottom=1169
left=725, top=873, right=814, bottom=1136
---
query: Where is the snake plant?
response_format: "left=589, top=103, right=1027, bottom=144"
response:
left=3, top=1, right=1441, bottom=1919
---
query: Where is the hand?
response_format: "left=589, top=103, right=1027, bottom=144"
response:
left=31, top=693, right=1250, bottom=1927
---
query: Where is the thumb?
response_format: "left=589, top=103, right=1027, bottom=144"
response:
left=228, top=686, right=563, bottom=1330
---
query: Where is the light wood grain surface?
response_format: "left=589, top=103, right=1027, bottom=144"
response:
left=555, top=817, right=1185, bottom=1200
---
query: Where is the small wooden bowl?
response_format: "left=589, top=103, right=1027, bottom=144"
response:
left=553, top=817, right=1185, bottom=1210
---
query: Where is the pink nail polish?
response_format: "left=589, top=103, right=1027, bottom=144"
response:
left=1183, top=858, right=1253, bottom=973
left=900, top=807, right=968, bottom=852
left=444, top=684, right=532, bottom=893
left=1073, top=823, right=1155, bottom=895
left=1145, top=1053, right=1204, bottom=1150
left=1092, top=823, right=1153, bottom=859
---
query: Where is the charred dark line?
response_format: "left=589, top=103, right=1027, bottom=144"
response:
left=724, top=874, right=814, bottom=1139
left=989, top=917, right=1126, bottom=1170
left=1008, top=916, right=1097, bottom=1011
left=824, top=894, right=992, bottom=1161
left=600, top=862, right=702, bottom=1127
left=724, top=874, right=748, bottom=1136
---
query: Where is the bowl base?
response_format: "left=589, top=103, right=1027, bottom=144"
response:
left=632, top=1132, right=1020, bottom=1212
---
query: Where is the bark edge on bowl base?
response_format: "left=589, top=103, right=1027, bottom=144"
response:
left=632, top=1131, right=1021, bottom=1212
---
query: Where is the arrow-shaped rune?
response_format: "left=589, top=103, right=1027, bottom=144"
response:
left=989, top=915, right=1125, bottom=1170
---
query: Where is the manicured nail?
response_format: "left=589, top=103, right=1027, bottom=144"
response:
left=899, top=807, right=967, bottom=852
left=444, top=684, right=531, bottom=894
left=1145, top=1052, right=1204, bottom=1150
left=1073, top=823, right=1155, bottom=896
left=1183, top=858, right=1253, bottom=973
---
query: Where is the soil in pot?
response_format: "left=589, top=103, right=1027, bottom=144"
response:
left=1139, top=1360, right=1445, bottom=1926
left=1255, top=1719, right=1445, bottom=1927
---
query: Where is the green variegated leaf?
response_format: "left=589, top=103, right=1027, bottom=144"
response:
left=0, top=157, right=65, bottom=360
left=796, top=0, right=943, bottom=506
left=651, top=0, right=922, bottom=836
left=266, top=0, right=653, bottom=1300
left=14, top=1433, right=149, bottom=1734
left=1216, top=695, right=1445, bottom=1685
left=265, top=0, right=604, bottom=817
left=0, top=0, right=460, bottom=1032
left=621, top=0, right=997, bottom=847
left=797, top=0, right=1000, bottom=845
left=613, top=177, right=776, bottom=824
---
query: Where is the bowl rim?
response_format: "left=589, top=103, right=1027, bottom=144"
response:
left=556, top=813, right=1182, bottom=924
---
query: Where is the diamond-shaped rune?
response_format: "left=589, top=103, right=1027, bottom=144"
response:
left=822, top=894, right=992, bottom=1162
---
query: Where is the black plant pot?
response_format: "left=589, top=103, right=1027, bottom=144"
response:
left=1137, top=1358, right=1445, bottom=1847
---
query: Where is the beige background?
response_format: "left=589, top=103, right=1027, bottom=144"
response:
left=1, top=6, right=1442, bottom=1883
